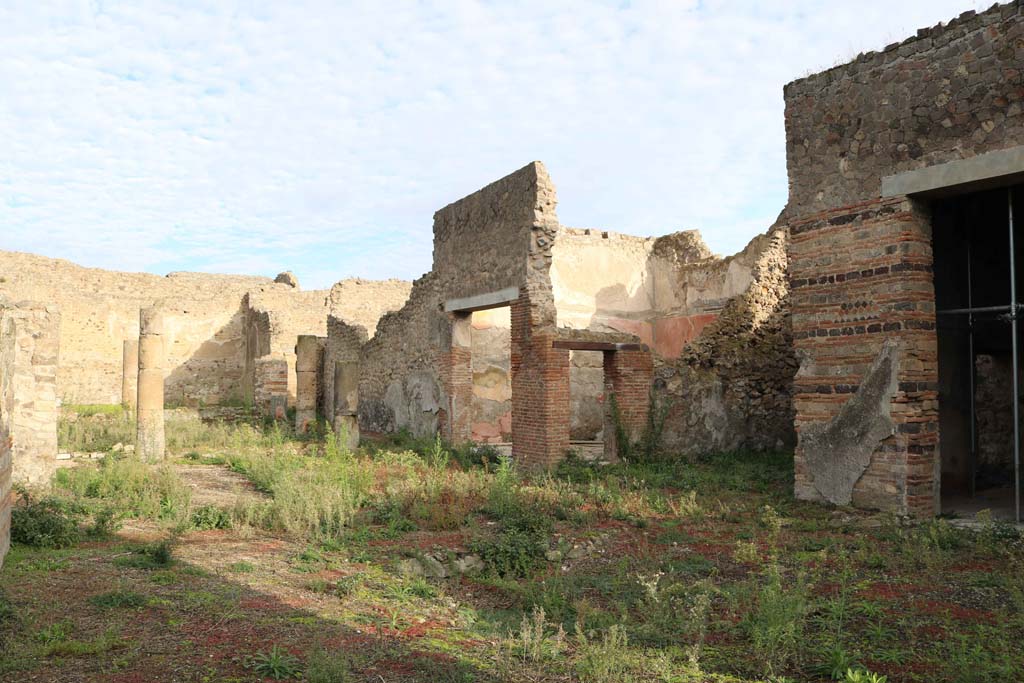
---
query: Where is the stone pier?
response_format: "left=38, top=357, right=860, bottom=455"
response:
left=136, top=307, right=165, bottom=460
left=295, top=335, right=320, bottom=433
left=122, top=339, right=138, bottom=409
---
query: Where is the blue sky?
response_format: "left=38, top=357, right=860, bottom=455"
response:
left=0, top=0, right=987, bottom=289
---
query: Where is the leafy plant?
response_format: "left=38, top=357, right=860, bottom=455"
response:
left=11, top=494, right=82, bottom=548
left=844, top=669, right=888, bottom=683
left=248, top=645, right=301, bottom=680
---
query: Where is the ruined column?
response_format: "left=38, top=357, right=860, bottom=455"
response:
left=295, top=335, right=320, bottom=433
left=136, top=307, right=165, bottom=460
left=122, top=339, right=139, bottom=409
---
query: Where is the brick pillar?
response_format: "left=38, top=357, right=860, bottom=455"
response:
left=603, top=349, right=654, bottom=461
left=438, top=313, right=473, bottom=444
left=254, top=354, right=289, bottom=419
left=136, top=307, right=165, bottom=460
left=295, top=335, right=320, bottom=433
left=790, top=197, right=938, bottom=517
left=510, top=298, right=571, bottom=468
left=122, top=339, right=138, bottom=409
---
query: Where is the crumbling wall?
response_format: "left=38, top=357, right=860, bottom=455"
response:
left=244, top=279, right=410, bottom=412
left=0, top=413, right=9, bottom=569
left=550, top=224, right=796, bottom=455
left=242, top=288, right=331, bottom=407
left=360, top=273, right=447, bottom=436
left=0, top=250, right=282, bottom=405
left=783, top=2, right=1024, bottom=516
left=655, top=228, right=796, bottom=455
left=360, top=161, right=559, bottom=450
left=0, top=298, right=60, bottom=486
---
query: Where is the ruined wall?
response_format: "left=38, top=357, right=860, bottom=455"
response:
left=784, top=2, right=1024, bottom=516
left=244, top=279, right=410, bottom=410
left=242, top=288, right=330, bottom=407
left=0, top=251, right=275, bottom=405
left=551, top=225, right=796, bottom=455
left=360, top=163, right=556, bottom=443
left=655, top=228, right=796, bottom=455
left=0, top=298, right=60, bottom=485
left=0, top=413, right=9, bottom=569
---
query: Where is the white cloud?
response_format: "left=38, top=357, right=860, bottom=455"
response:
left=0, top=0, right=990, bottom=287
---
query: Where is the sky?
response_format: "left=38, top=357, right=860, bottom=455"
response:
left=0, top=0, right=990, bottom=289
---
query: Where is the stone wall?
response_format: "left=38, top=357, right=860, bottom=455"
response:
left=551, top=225, right=796, bottom=455
left=0, top=250, right=276, bottom=405
left=0, top=298, right=61, bottom=486
left=360, top=162, right=556, bottom=445
left=783, top=1, right=1024, bottom=516
left=656, top=228, right=797, bottom=456
left=0, top=415, right=9, bottom=569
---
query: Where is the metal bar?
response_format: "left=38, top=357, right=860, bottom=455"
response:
left=1009, top=187, right=1020, bottom=523
left=967, top=216, right=977, bottom=499
left=936, top=304, right=1016, bottom=315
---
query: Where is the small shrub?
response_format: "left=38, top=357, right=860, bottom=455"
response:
left=228, top=561, right=256, bottom=573
left=114, top=541, right=174, bottom=570
left=474, top=503, right=552, bottom=578
left=574, top=624, right=631, bottom=683
left=305, top=647, right=352, bottom=682
left=744, top=561, right=809, bottom=676
left=34, top=619, right=73, bottom=645
left=190, top=504, right=232, bottom=530
left=89, top=590, right=148, bottom=609
left=248, top=644, right=301, bottom=680
left=11, top=495, right=82, bottom=548
left=507, top=606, right=566, bottom=665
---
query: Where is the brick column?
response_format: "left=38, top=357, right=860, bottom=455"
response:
left=438, top=312, right=473, bottom=444
left=510, top=297, right=571, bottom=468
left=122, top=339, right=138, bottom=409
left=136, top=307, right=166, bottom=461
left=603, top=349, right=654, bottom=461
left=295, top=335, right=321, bottom=433
left=789, top=197, right=938, bottom=516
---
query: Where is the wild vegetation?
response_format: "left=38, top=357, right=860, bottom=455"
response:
left=1, top=406, right=1022, bottom=681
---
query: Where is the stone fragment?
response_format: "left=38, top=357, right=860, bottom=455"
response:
left=274, top=271, right=299, bottom=288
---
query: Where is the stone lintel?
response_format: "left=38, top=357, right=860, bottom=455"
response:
left=443, top=287, right=519, bottom=313
left=881, top=145, right=1024, bottom=198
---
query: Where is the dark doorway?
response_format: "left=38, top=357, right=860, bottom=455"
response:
left=933, top=184, right=1024, bottom=520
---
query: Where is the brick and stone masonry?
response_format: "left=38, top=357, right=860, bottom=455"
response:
left=254, top=353, right=288, bottom=419
left=782, top=2, right=1024, bottom=516
left=1, top=299, right=61, bottom=486
left=122, top=339, right=138, bottom=409
left=604, top=349, right=655, bottom=460
left=136, top=307, right=166, bottom=460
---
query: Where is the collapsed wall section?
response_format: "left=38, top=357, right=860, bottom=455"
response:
left=0, top=298, right=60, bottom=486
left=782, top=2, right=1024, bottom=515
left=550, top=225, right=797, bottom=456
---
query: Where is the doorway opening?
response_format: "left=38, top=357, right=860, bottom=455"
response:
left=933, top=184, right=1024, bottom=520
